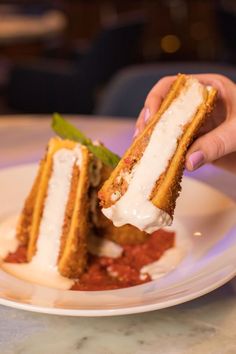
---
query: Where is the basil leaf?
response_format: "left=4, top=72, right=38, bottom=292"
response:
left=52, top=113, right=91, bottom=145
left=88, top=144, right=120, bottom=168
left=52, top=113, right=120, bottom=168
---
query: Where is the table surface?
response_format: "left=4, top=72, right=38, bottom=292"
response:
left=0, top=115, right=236, bottom=354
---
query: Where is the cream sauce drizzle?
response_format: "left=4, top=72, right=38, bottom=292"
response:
left=141, top=220, right=191, bottom=280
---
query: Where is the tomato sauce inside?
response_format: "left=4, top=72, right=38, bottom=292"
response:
left=5, top=229, right=175, bottom=291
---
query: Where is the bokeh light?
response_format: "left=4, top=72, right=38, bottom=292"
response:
left=161, top=34, right=181, bottom=53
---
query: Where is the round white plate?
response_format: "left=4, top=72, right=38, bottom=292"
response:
left=0, top=164, right=235, bottom=316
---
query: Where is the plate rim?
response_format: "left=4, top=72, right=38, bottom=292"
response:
left=0, top=162, right=235, bottom=316
left=0, top=268, right=236, bottom=317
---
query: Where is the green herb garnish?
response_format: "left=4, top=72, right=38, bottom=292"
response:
left=52, top=113, right=120, bottom=168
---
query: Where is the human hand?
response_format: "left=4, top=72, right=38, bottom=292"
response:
left=134, top=74, right=236, bottom=174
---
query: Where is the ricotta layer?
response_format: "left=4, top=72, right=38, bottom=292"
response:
left=32, top=147, right=82, bottom=269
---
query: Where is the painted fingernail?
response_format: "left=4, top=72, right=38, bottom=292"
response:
left=144, top=107, right=150, bottom=123
left=188, top=151, right=205, bottom=170
left=133, top=127, right=139, bottom=138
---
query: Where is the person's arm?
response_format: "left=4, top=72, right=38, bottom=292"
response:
left=134, top=74, right=236, bottom=174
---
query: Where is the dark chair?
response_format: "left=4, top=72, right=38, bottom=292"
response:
left=95, top=62, right=236, bottom=118
left=215, top=1, right=236, bottom=64
left=7, top=16, right=145, bottom=114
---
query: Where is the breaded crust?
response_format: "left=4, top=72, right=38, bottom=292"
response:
left=58, top=146, right=90, bottom=278
left=99, top=74, right=217, bottom=219
left=16, top=158, right=45, bottom=246
left=96, top=213, right=148, bottom=245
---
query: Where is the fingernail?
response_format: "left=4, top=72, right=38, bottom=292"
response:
left=144, top=107, right=150, bottom=123
left=133, top=127, right=139, bottom=138
left=188, top=151, right=205, bottom=170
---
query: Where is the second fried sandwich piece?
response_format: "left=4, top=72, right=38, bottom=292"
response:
left=99, top=74, right=217, bottom=233
left=16, top=137, right=90, bottom=278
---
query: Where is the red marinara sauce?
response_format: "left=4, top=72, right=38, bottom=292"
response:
left=5, top=245, right=27, bottom=263
left=5, top=229, right=175, bottom=291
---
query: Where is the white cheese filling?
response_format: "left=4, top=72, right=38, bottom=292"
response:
left=32, top=147, right=82, bottom=269
left=102, top=78, right=205, bottom=233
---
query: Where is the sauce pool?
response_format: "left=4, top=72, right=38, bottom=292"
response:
left=5, top=229, right=175, bottom=291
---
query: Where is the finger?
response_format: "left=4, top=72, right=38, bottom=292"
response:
left=134, top=107, right=151, bottom=137
left=186, top=121, right=236, bottom=171
left=214, top=151, right=236, bottom=174
left=135, top=75, right=214, bottom=139
left=144, top=76, right=176, bottom=117
left=142, top=73, right=228, bottom=129
left=187, top=73, right=230, bottom=101
left=196, top=95, right=226, bottom=136
left=134, top=76, right=174, bottom=138
left=133, top=107, right=145, bottom=138
left=145, top=73, right=234, bottom=118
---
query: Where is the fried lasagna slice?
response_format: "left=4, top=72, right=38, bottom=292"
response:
left=99, top=74, right=217, bottom=233
left=16, top=137, right=90, bottom=278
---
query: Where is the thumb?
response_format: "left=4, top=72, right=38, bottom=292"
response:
left=185, top=122, right=236, bottom=171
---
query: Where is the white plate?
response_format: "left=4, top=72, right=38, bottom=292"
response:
left=0, top=163, right=235, bottom=316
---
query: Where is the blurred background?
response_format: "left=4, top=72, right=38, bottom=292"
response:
left=0, top=0, right=236, bottom=118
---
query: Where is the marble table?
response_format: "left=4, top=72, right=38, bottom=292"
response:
left=0, top=115, right=236, bottom=354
